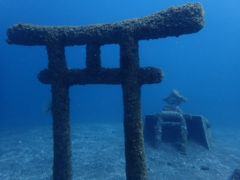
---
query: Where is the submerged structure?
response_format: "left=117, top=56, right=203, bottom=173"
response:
left=144, top=90, right=211, bottom=153
left=6, top=3, right=205, bottom=180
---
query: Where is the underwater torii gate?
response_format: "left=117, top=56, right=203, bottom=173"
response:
left=6, top=3, right=204, bottom=180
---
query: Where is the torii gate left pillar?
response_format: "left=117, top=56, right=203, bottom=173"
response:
left=6, top=2, right=205, bottom=180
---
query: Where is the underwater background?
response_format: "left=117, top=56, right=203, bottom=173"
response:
left=1, top=0, right=239, bottom=129
left=0, top=0, right=240, bottom=180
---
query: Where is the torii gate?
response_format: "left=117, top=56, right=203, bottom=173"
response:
left=6, top=3, right=204, bottom=180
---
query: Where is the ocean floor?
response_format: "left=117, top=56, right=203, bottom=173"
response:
left=0, top=123, right=239, bottom=180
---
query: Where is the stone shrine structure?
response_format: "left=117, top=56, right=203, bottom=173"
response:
left=144, top=90, right=211, bottom=153
left=6, top=3, right=205, bottom=180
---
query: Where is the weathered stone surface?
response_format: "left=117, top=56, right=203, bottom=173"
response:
left=184, top=115, right=211, bottom=149
left=163, top=89, right=187, bottom=105
left=144, top=114, right=162, bottom=148
left=144, top=90, right=211, bottom=152
left=47, top=43, right=72, bottom=180
left=144, top=111, right=187, bottom=153
left=38, top=67, right=163, bottom=85
left=163, top=89, right=187, bottom=113
left=6, top=2, right=205, bottom=180
left=7, top=3, right=204, bottom=46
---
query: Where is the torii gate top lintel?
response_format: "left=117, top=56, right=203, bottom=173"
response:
left=7, top=3, right=204, bottom=46
left=6, top=2, right=205, bottom=180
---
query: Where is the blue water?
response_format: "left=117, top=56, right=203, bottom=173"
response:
left=0, top=0, right=240, bottom=129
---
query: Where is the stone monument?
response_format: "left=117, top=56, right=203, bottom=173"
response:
left=144, top=89, right=211, bottom=153
left=6, top=3, right=205, bottom=180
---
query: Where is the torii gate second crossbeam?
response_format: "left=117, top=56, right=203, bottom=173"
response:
left=6, top=2, right=205, bottom=180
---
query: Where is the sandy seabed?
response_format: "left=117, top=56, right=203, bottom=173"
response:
left=0, top=122, right=239, bottom=180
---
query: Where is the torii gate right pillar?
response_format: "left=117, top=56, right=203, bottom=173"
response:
left=121, top=36, right=147, bottom=179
